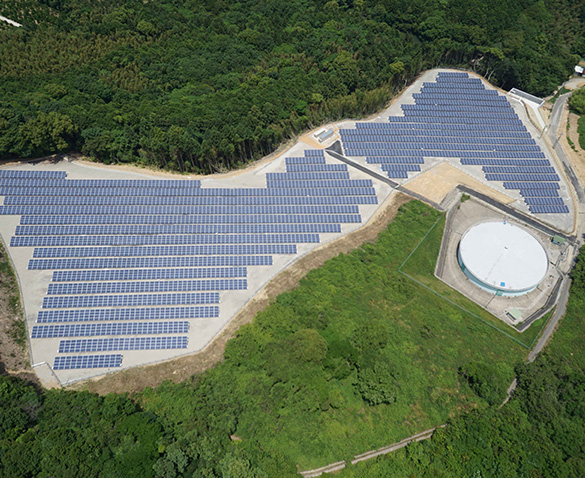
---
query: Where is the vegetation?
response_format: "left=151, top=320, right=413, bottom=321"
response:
left=0, top=201, right=531, bottom=476
left=569, top=86, right=585, bottom=149
left=0, top=0, right=582, bottom=172
left=337, top=245, right=585, bottom=477
left=0, top=243, right=26, bottom=351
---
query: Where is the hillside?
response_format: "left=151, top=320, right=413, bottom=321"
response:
left=0, top=0, right=583, bottom=171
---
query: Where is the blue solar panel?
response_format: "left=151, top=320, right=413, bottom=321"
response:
left=52, top=267, right=247, bottom=282
left=0, top=170, right=66, bottom=179
left=41, top=293, right=219, bottom=308
left=53, top=354, right=122, bottom=370
left=29, top=255, right=273, bottom=270
left=32, top=321, right=190, bottom=338
left=47, top=278, right=247, bottom=295
left=37, top=306, right=219, bottom=322
left=59, top=336, right=189, bottom=353
left=32, top=244, right=298, bottom=258
left=0, top=196, right=378, bottom=213
left=12, top=233, right=320, bottom=247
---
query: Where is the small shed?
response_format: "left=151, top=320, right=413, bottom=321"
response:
left=552, top=235, right=565, bottom=246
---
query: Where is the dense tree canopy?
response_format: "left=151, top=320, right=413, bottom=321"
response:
left=0, top=0, right=582, bottom=171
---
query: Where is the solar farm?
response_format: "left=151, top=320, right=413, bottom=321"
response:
left=0, top=69, right=576, bottom=386
left=0, top=149, right=390, bottom=384
left=339, top=71, right=574, bottom=228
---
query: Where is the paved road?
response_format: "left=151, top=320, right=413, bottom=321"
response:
left=527, top=276, right=571, bottom=362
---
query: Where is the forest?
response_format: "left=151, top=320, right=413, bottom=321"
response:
left=1, top=201, right=584, bottom=477
left=0, top=0, right=584, bottom=172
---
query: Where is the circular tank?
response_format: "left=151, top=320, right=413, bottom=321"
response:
left=457, top=221, right=548, bottom=296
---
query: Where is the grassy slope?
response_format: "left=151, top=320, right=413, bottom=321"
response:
left=141, top=201, right=527, bottom=470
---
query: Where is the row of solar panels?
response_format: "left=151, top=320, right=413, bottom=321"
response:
left=503, top=182, right=559, bottom=189
left=413, top=93, right=507, bottom=102
left=523, top=197, right=565, bottom=205
left=403, top=111, right=518, bottom=119
left=344, top=143, right=540, bottom=152
left=0, top=170, right=66, bottom=178
left=0, top=198, right=378, bottom=215
left=421, top=85, right=498, bottom=94
left=54, top=354, right=121, bottom=370
left=13, top=233, right=321, bottom=247
left=435, top=77, right=482, bottom=84
left=38, top=306, right=220, bottom=323
left=265, top=179, right=373, bottom=188
left=482, top=166, right=555, bottom=174
left=3, top=189, right=377, bottom=204
left=366, top=157, right=424, bottom=164
left=381, top=165, right=421, bottom=172
left=287, top=163, right=347, bottom=172
left=285, top=156, right=326, bottom=164
left=355, top=122, right=528, bottom=131
left=340, top=133, right=536, bottom=145
left=265, top=172, right=350, bottom=180
left=386, top=171, right=409, bottom=179
left=529, top=205, right=570, bottom=213
left=33, top=244, right=299, bottom=258
left=0, top=179, right=202, bottom=188
left=15, top=223, right=343, bottom=235
left=47, top=279, right=248, bottom=295
left=59, top=336, right=189, bottom=353
left=518, top=189, right=560, bottom=197
left=0, top=185, right=376, bottom=196
left=32, top=321, right=190, bottom=338
left=53, top=267, right=247, bottom=282
left=404, top=104, right=509, bottom=113
left=353, top=127, right=530, bottom=137
left=345, top=149, right=546, bottom=159
left=460, top=159, right=550, bottom=166
left=42, top=293, right=219, bottom=309
left=29, top=255, right=273, bottom=269
left=16, top=214, right=360, bottom=226
left=387, top=116, right=524, bottom=126
left=486, top=173, right=559, bottom=182
left=410, top=100, right=513, bottom=108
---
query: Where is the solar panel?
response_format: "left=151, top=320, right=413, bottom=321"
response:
left=29, top=255, right=273, bottom=270
left=32, top=321, right=190, bottom=338
left=41, top=293, right=219, bottom=308
left=59, top=336, right=189, bottom=353
left=51, top=267, right=247, bottom=282
left=53, top=354, right=122, bottom=369
left=37, top=306, right=219, bottom=322
left=47, top=278, right=248, bottom=295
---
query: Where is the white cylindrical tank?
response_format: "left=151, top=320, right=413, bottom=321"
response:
left=457, top=221, right=548, bottom=296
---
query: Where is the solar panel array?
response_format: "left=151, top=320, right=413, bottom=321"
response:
left=0, top=153, right=377, bottom=371
left=339, top=72, right=569, bottom=215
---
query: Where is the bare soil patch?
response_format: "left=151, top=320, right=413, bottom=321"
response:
left=75, top=192, right=411, bottom=395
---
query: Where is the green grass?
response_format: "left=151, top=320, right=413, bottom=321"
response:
left=148, top=201, right=527, bottom=470
left=578, top=115, right=585, bottom=150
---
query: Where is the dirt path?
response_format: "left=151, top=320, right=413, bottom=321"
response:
left=74, top=192, right=411, bottom=395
